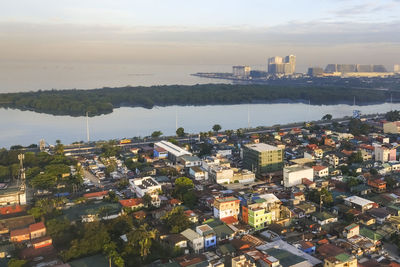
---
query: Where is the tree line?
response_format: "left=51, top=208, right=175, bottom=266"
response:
left=0, top=84, right=395, bottom=117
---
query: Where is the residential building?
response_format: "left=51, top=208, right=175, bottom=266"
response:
left=344, top=196, right=376, bottom=212
left=209, top=165, right=234, bottom=184
left=232, top=255, right=256, bottom=267
left=32, top=236, right=52, bottom=249
left=283, top=165, right=313, bottom=187
left=154, top=141, right=192, bottom=163
left=10, top=228, right=30, bottom=243
left=178, top=155, right=202, bottom=168
left=129, top=177, right=162, bottom=207
left=181, top=229, right=204, bottom=253
left=0, top=186, right=27, bottom=206
left=189, top=166, right=207, bottom=181
left=196, top=225, right=217, bottom=250
left=119, top=198, right=144, bottom=210
left=383, top=121, right=400, bottom=134
left=324, top=253, right=357, bottom=267
left=367, top=178, right=386, bottom=193
left=343, top=223, right=359, bottom=239
left=312, top=211, right=338, bottom=225
left=374, top=145, right=396, bottom=163
left=29, top=222, right=46, bottom=240
left=83, top=191, right=108, bottom=200
left=213, top=197, right=240, bottom=221
left=313, top=165, right=329, bottom=178
left=232, top=66, right=251, bottom=77
left=242, top=143, right=284, bottom=174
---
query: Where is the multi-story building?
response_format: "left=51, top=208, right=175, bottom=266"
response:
left=283, top=165, right=313, bottom=187
left=196, top=225, right=217, bottom=250
left=308, top=67, right=324, bottom=77
left=324, top=253, right=357, bottom=267
left=232, top=66, right=251, bottom=77
left=383, top=121, right=400, bottom=134
left=129, top=177, right=162, bottom=207
left=181, top=229, right=204, bottom=253
left=213, top=197, right=240, bottom=221
left=374, top=145, right=396, bottom=162
left=242, top=143, right=284, bottom=174
left=267, top=55, right=296, bottom=75
left=343, top=223, right=359, bottom=239
left=395, top=64, right=400, bottom=73
left=312, top=165, right=329, bottom=178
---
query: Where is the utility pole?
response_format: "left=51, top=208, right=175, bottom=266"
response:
left=247, top=105, right=250, bottom=129
left=86, top=112, right=90, bottom=143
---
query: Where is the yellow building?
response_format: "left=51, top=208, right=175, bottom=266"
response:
left=324, top=253, right=357, bottom=267
left=232, top=255, right=256, bottom=267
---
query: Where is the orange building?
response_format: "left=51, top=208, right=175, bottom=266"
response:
left=32, top=236, right=52, bottom=249
left=368, top=179, right=386, bottom=193
left=10, top=228, right=30, bottom=243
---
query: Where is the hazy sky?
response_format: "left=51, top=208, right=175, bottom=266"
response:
left=1, top=0, right=400, bottom=69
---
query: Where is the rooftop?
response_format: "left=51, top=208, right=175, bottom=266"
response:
left=344, top=196, right=374, bottom=207
left=245, top=143, right=281, bottom=152
left=155, top=141, right=192, bottom=157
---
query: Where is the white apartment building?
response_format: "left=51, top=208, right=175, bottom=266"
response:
left=283, top=165, right=314, bottom=187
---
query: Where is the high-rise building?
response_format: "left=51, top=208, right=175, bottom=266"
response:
left=325, top=63, right=388, bottom=73
left=395, top=64, right=400, bottom=73
left=242, top=143, right=284, bottom=173
left=285, top=55, right=296, bottom=74
left=268, top=55, right=296, bottom=75
left=307, top=67, right=324, bottom=77
left=232, top=66, right=251, bottom=77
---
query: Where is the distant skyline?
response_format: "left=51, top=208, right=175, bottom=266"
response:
left=1, top=0, right=400, bottom=70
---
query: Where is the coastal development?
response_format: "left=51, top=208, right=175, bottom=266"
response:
left=2, top=110, right=400, bottom=266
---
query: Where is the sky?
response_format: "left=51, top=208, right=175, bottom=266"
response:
left=1, top=0, right=400, bottom=70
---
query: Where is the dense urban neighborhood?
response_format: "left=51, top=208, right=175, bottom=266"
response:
left=3, top=112, right=400, bottom=267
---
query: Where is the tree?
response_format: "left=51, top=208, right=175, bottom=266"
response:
left=322, top=114, right=332, bottom=120
left=212, top=124, right=222, bottom=132
left=385, top=110, right=400, bottom=122
left=126, top=224, right=157, bottom=259
left=369, top=168, right=378, bottom=175
left=173, top=177, right=196, bottom=208
left=176, top=127, right=185, bottom=137
left=142, top=193, right=153, bottom=208
left=307, top=188, right=333, bottom=207
left=151, top=131, right=163, bottom=138
left=162, top=207, right=193, bottom=233
left=348, top=151, right=363, bottom=164
left=55, top=140, right=64, bottom=155
left=104, top=242, right=124, bottom=267
left=7, top=259, right=27, bottom=267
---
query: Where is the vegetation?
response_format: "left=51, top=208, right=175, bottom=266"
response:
left=176, top=127, right=185, bottom=137
left=151, top=131, right=163, bottom=138
left=307, top=188, right=333, bottom=207
left=385, top=110, right=400, bottom=121
left=322, top=114, right=332, bottom=120
left=173, top=177, right=197, bottom=208
left=212, top=124, right=222, bottom=132
left=162, top=207, right=193, bottom=233
left=0, top=84, right=395, bottom=117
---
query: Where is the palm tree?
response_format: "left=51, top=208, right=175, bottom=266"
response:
left=127, top=224, right=157, bottom=258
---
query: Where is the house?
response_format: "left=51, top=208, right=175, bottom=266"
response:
left=367, top=208, right=391, bottom=224
left=299, top=241, right=315, bottom=254
left=311, top=211, right=338, bottom=225
left=189, top=166, right=207, bottom=181
left=184, top=210, right=199, bottom=223
left=196, top=224, right=217, bottom=250
left=375, top=145, right=396, bottom=163
left=312, top=165, right=329, bottom=178
left=153, top=146, right=168, bottom=159
left=343, top=223, right=359, bottom=239
left=32, top=236, right=52, bottom=249
left=163, top=234, right=187, bottom=249
left=231, top=255, right=256, bottom=267
left=10, top=228, right=30, bottom=243
left=344, top=196, right=376, bottom=212
left=367, top=178, right=386, bottom=193
left=181, top=228, right=204, bottom=253
left=119, top=198, right=144, bottom=210
left=29, top=222, right=46, bottom=240
left=213, top=197, right=240, bottom=221
left=178, top=155, right=202, bottom=168
left=324, top=253, right=357, bottom=267
left=83, top=190, right=108, bottom=200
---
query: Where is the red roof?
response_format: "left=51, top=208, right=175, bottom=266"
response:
left=29, top=222, right=45, bottom=233
left=0, top=205, right=25, bottom=215
left=220, top=216, right=238, bottom=225
left=119, top=198, right=143, bottom=207
left=10, top=228, right=30, bottom=238
left=341, top=150, right=353, bottom=156
left=170, top=199, right=182, bottom=205
left=317, top=238, right=329, bottom=245
left=83, top=191, right=108, bottom=198
left=312, top=165, right=327, bottom=171
left=302, top=178, right=315, bottom=186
